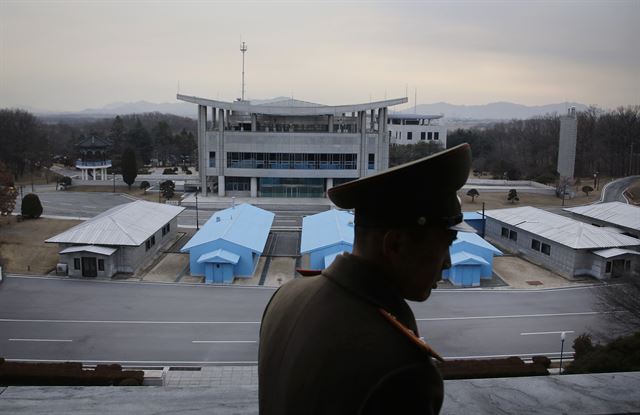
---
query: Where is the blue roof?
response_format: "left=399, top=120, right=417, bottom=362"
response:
left=453, top=232, right=502, bottom=255
left=181, top=203, right=275, bottom=253
left=300, top=209, right=354, bottom=254
left=324, top=251, right=342, bottom=268
left=463, top=211, right=485, bottom=221
left=197, top=249, right=241, bottom=264
left=451, top=252, right=489, bottom=266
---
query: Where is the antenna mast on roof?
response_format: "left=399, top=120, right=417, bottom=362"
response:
left=240, top=41, right=248, bottom=101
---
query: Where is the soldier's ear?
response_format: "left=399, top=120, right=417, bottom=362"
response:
left=382, top=229, right=402, bottom=259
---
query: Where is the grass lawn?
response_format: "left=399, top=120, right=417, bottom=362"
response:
left=460, top=177, right=613, bottom=211
left=0, top=215, right=81, bottom=274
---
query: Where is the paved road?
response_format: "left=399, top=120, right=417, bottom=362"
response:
left=16, top=191, right=328, bottom=229
left=601, top=175, right=640, bottom=203
left=0, top=276, right=619, bottom=365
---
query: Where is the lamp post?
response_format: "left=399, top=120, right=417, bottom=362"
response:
left=559, top=331, right=566, bottom=375
left=195, top=188, right=199, bottom=230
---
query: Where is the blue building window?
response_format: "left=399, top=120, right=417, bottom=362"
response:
left=368, top=154, right=375, bottom=170
left=209, top=152, right=216, bottom=168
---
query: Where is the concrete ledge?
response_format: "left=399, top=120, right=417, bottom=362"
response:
left=1, top=372, right=639, bottom=414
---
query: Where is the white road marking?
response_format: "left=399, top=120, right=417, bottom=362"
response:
left=192, top=340, right=256, bottom=344
left=443, top=351, right=568, bottom=359
left=0, top=318, right=260, bottom=325
left=520, top=330, right=575, bottom=336
left=416, top=311, right=600, bottom=321
left=9, top=338, right=73, bottom=342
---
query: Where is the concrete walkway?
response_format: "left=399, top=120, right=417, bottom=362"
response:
left=1, top=371, right=638, bottom=414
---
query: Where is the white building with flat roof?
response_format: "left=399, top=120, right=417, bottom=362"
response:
left=177, top=94, right=407, bottom=197
left=387, top=113, right=446, bottom=147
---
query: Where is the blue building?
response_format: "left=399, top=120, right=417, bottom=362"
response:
left=300, top=209, right=354, bottom=270
left=442, top=232, right=502, bottom=287
left=181, top=203, right=275, bottom=284
left=463, top=211, right=486, bottom=234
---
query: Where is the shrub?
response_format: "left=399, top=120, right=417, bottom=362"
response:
left=60, top=176, right=72, bottom=186
left=582, top=185, right=594, bottom=196
left=139, top=181, right=150, bottom=191
left=566, top=332, right=640, bottom=374
left=21, top=193, right=43, bottom=218
left=532, top=355, right=551, bottom=368
left=160, top=180, right=175, bottom=199
left=572, top=333, right=595, bottom=359
left=162, top=168, right=176, bottom=175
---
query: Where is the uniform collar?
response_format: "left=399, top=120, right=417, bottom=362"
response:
left=322, top=253, right=418, bottom=334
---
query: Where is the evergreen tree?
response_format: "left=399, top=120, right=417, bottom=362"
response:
left=121, top=147, right=138, bottom=190
left=21, top=193, right=43, bottom=218
left=127, top=118, right=153, bottom=165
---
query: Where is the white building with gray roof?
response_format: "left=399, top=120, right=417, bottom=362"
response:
left=176, top=94, right=407, bottom=198
left=564, top=202, right=640, bottom=239
left=483, top=206, right=639, bottom=279
left=46, top=200, right=184, bottom=278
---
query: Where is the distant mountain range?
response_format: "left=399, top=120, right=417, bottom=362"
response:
left=397, top=101, right=588, bottom=120
left=35, top=99, right=588, bottom=121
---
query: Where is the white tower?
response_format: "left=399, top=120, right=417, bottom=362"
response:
left=557, top=107, right=578, bottom=179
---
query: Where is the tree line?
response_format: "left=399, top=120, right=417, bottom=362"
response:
left=0, top=110, right=197, bottom=179
left=447, top=106, right=640, bottom=181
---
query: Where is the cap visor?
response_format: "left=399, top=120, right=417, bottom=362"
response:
left=449, top=220, right=476, bottom=233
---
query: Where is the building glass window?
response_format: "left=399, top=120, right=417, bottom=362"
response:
left=74, top=258, right=80, bottom=270
left=151, top=235, right=156, bottom=246
left=368, top=154, right=375, bottom=170
left=434, top=132, right=440, bottom=140
left=605, top=261, right=612, bottom=273
left=625, top=260, right=631, bottom=271
left=226, top=152, right=358, bottom=170
left=421, top=132, right=426, bottom=140
left=531, top=239, right=541, bottom=251
left=209, top=152, right=216, bottom=168
left=98, top=259, right=104, bottom=271
left=145, top=240, right=151, bottom=251
left=501, top=227, right=509, bottom=238
left=225, top=177, right=251, bottom=191
left=259, top=177, right=324, bottom=198
left=509, top=230, right=518, bottom=241
left=541, top=243, right=551, bottom=255
left=428, top=132, right=433, bottom=140
left=407, top=132, right=413, bottom=141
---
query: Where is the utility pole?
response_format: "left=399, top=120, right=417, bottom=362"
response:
left=240, top=41, right=247, bottom=101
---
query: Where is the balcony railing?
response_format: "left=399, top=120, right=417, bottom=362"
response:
left=76, top=159, right=112, bottom=167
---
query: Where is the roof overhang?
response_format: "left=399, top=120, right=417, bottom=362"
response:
left=177, top=94, right=408, bottom=116
left=59, top=245, right=117, bottom=256
left=592, top=248, right=640, bottom=259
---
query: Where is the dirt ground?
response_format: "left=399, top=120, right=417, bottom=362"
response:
left=142, top=253, right=190, bottom=283
left=263, top=257, right=296, bottom=287
left=0, top=216, right=81, bottom=274
left=493, top=256, right=596, bottom=289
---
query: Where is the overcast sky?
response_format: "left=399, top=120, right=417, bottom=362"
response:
left=1, top=0, right=638, bottom=112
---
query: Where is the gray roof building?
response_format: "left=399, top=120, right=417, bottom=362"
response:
left=564, top=202, right=640, bottom=238
left=46, top=201, right=184, bottom=278
left=484, top=206, right=639, bottom=279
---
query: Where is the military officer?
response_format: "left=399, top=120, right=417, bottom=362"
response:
left=259, top=143, right=474, bottom=414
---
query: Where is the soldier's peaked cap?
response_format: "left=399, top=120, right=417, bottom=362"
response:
left=328, top=143, right=475, bottom=231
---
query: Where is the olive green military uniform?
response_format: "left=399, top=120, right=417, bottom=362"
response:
left=259, top=144, right=473, bottom=414
left=259, top=253, right=444, bottom=415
